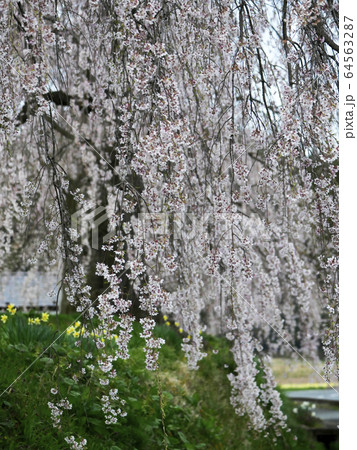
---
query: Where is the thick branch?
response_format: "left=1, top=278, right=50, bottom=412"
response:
left=16, top=90, right=93, bottom=125
left=314, top=21, right=339, bottom=53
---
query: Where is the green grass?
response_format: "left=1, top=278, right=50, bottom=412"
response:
left=279, top=384, right=338, bottom=391
left=271, top=358, right=338, bottom=388
left=0, top=312, right=329, bottom=449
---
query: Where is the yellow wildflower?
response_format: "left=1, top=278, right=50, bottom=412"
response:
left=34, top=317, right=41, bottom=325
left=28, top=318, right=34, bottom=325
left=1, top=315, right=8, bottom=324
left=165, top=321, right=170, bottom=326
left=174, top=321, right=179, bottom=327
left=80, top=327, right=85, bottom=335
left=41, top=312, right=49, bottom=322
left=179, top=328, right=183, bottom=333
left=163, top=315, right=168, bottom=321
left=66, top=326, right=75, bottom=335
left=74, top=321, right=81, bottom=328
left=73, top=331, right=80, bottom=338
left=9, top=307, right=16, bottom=315
left=7, top=304, right=15, bottom=312
left=187, top=335, right=191, bottom=340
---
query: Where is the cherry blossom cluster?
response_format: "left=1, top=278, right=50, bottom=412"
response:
left=48, top=397, right=72, bottom=430
left=64, top=436, right=87, bottom=450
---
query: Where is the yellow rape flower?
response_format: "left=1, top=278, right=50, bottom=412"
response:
left=1, top=315, right=8, bottom=324
left=41, top=312, right=49, bottom=322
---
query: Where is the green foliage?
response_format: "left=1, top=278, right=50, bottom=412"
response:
left=0, top=314, right=326, bottom=449
left=1, top=313, right=56, bottom=352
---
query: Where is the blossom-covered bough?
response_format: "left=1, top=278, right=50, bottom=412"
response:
left=0, top=0, right=338, bottom=446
